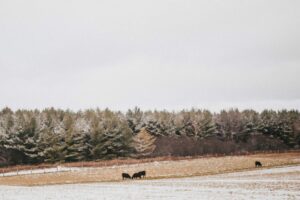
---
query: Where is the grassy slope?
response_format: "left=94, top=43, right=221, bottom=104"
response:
left=0, top=151, right=299, bottom=186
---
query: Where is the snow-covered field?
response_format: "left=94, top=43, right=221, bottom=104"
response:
left=0, top=165, right=299, bottom=200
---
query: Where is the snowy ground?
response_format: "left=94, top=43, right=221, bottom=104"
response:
left=1, top=164, right=139, bottom=177
left=0, top=165, right=299, bottom=200
left=1, top=166, right=82, bottom=177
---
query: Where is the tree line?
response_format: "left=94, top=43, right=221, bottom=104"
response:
left=0, top=107, right=299, bottom=166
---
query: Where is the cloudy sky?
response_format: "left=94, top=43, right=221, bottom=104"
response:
left=0, top=0, right=299, bottom=112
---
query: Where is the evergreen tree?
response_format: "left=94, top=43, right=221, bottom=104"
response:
left=126, top=107, right=144, bottom=134
left=234, top=110, right=259, bottom=142
left=91, top=110, right=134, bottom=159
left=197, top=111, right=217, bottom=139
left=38, top=128, right=65, bottom=163
left=3, top=112, right=40, bottom=164
left=37, top=110, right=66, bottom=163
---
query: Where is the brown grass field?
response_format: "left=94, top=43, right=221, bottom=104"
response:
left=0, top=151, right=299, bottom=186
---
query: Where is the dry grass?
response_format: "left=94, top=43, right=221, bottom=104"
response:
left=0, top=151, right=299, bottom=186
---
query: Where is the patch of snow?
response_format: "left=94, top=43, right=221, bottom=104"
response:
left=1, top=166, right=81, bottom=177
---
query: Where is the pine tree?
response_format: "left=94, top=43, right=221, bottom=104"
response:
left=126, top=107, right=144, bottom=134
left=38, top=129, right=65, bottom=163
left=91, top=110, right=134, bottom=159
left=197, top=111, right=216, bottom=139
left=145, top=120, right=164, bottom=136
left=234, top=110, right=259, bottom=142
left=61, top=114, right=79, bottom=162
left=63, top=131, right=92, bottom=162
left=3, top=112, right=40, bottom=164
left=36, top=110, right=66, bottom=163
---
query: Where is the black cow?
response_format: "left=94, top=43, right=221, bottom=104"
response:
left=132, top=172, right=142, bottom=179
left=138, top=170, right=146, bottom=178
left=122, top=173, right=131, bottom=180
left=255, top=161, right=262, bottom=167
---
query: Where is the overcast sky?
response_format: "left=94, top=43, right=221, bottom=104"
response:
left=0, top=0, right=299, bottom=112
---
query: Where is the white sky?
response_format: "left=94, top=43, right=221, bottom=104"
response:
left=0, top=0, right=299, bottom=112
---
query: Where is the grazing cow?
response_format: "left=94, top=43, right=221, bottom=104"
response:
left=138, top=170, right=146, bottom=178
left=132, top=172, right=142, bottom=179
left=255, top=161, right=262, bottom=167
left=122, top=173, right=131, bottom=180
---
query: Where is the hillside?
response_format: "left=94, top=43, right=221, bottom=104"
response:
left=0, top=151, right=299, bottom=186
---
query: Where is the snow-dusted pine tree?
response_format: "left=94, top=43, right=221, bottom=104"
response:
left=197, top=111, right=217, bottom=139
left=91, top=110, right=134, bottom=159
